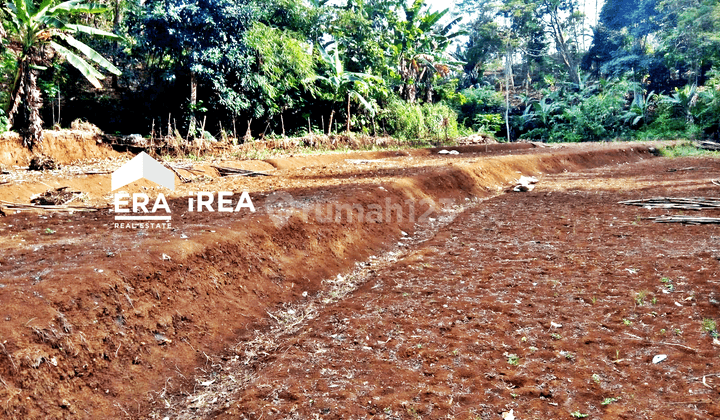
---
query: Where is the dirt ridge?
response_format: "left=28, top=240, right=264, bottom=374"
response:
left=0, top=144, right=655, bottom=418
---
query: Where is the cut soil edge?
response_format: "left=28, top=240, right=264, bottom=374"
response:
left=0, top=144, right=656, bottom=419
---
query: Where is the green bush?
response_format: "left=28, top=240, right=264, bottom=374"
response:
left=518, top=79, right=631, bottom=142
left=0, top=109, right=8, bottom=134
left=696, top=68, right=720, bottom=138
left=382, top=99, right=459, bottom=140
left=457, top=86, right=503, bottom=127
left=473, top=113, right=503, bottom=134
left=640, top=101, right=689, bottom=139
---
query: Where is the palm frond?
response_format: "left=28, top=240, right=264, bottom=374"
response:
left=50, top=41, right=105, bottom=88
left=58, top=33, right=121, bottom=75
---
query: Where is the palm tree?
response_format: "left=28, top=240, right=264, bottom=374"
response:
left=2, top=0, right=121, bottom=148
left=393, top=0, right=464, bottom=103
left=309, top=43, right=381, bottom=134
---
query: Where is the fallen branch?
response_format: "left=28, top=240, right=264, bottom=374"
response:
left=30, top=186, right=82, bottom=205
left=696, top=140, right=720, bottom=151
left=658, top=341, right=698, bottom=352
left=164, top=164, right=192, bottom=183
left=666, top=167, right=708, bottom=172
left=212, top=165, right=270, bottom=177
left=0, top=200, right=97, bottom=212
left=619, top=197, right=720, bottom=210
left=651, top=216, right=720, bottom=224
left=171, top=164, right=204, bottom=175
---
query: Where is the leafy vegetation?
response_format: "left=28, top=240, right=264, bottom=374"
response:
left=0, top=0, right=718, bottom=146
left=1, top=0, right=120, bottom=147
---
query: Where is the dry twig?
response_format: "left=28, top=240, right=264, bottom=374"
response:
left=212, top=165, right=270, bottom=177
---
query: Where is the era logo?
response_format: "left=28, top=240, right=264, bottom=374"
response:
left=111, top=152, right=174, bottom=222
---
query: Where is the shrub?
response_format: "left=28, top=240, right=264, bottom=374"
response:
left=0, top=109, right=9, bottom=134
left=518, top=78, right=631, bottom=142
left=382, top=100, right=459, bottom=141
left=457, top=86, right=503, bottom=127
left=473, top=113, right=503, bottom=135
left=696, top=68, right=720, bottom=139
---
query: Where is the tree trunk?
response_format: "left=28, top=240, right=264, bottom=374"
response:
left=504, top=44, right=512, bottom=143
left=405, top=84, right=417, bottom=103
left=327, top=109, right=335, bottom=136
left=111, top=0, right=121, bottom=89
left=547, top=5, right=581, bottom=86
left=346, top=93, right=351, bottom=133
left=188, top=71, right=198, bottom=137
left=8, top=60, right=43, bottom=149
left=244, top=118, right=252, bottom=143
left=281, top=112, right=285, bottom=137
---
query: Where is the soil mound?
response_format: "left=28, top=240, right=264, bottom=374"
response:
left=0, top=130, right=122, bottom=166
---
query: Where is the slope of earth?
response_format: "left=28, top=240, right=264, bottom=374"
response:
left=165, top=156, right=720, bottom=420
left=0, top=131, right=123, bottom=166
left=0, top=141, right=668, bottom=418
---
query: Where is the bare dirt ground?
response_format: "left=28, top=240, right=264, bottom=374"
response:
left=2, top=135, right=718, bottom=419
left=168, top=155, right=720, bottom=420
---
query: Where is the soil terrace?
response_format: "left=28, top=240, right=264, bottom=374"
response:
left=1, top=135, right=716, bottom=419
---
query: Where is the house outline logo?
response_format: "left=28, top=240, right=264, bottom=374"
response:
left=111, top=152, right=176, bottom=191
left=112, top=152, right=175, bottom=225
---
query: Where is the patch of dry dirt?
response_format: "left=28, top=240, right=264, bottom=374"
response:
left=176, top=156, right=720, bottom=420
left=1, top=136, right=701, bottom=419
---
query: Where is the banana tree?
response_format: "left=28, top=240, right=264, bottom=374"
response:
left=2, top=0, right=121, bottom=148
left=392, top=0, right=464, bottom=103
left=309, top=43, right=381, bottom=134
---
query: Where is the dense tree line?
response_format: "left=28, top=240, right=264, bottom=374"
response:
left=0, top=0, right=718, bottom=148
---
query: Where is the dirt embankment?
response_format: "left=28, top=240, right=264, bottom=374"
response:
left=0, top=137, right=656, bottom=418
left=0, top=131, right=122, bottom=167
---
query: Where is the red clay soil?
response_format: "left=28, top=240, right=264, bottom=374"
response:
left=168, top=155, right=720, bottom=420
left=2, top=137, right=714, bottom=420
left=0, top=131, right=123, bottom=166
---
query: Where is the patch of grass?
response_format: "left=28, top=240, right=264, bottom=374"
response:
left=660, top=277, right=675, bottom=292
left=44, top=228, right=56, bottom=235
left=592, top=373, right=601, bottom=384
left=635, top=290, right=648, bottom=306
left=507, top=354, right=520, bottom=366
left=570, top=411, right=589, bottom=418
left=702, top=318, right=718, bottom=338
left=602, top=396, right=621, bottom=405
left=658, top=142, right=720, bottom=158
left=623, top=319, right=632, bottom=326
left=551, top=333, right=562, bottom=340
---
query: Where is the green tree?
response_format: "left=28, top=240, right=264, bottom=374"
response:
left=309, top=43, right=381, bottom=134
left=126, top=0, right=322, bottom=137
left=657, top=0, right=720, bottom=85
left=537, top=0, right=584, bottom=85
left=245, top=22, right=316, bottom=136
left=2, top=0, right=121, bottom=148
left=391, top=0, right=464, bottom=103
left=584, top=0, right=661, bottom=79
left=330, top=0, right=397, bottom=77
